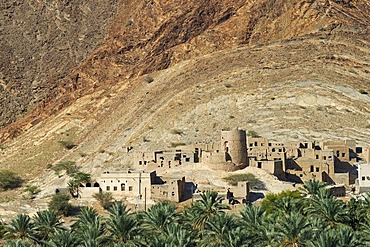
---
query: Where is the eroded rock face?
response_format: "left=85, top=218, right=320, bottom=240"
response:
left=0, top=0, right=369, bottom=141
left=0, top=0, right=119, bottom=126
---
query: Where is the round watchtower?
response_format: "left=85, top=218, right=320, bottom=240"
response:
left=220, top=128, right=247, bottom=166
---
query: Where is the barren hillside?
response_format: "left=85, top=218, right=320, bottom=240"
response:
left=1, top=0, right=369, bottom=141
left=0, top=0, right=369, bottom=204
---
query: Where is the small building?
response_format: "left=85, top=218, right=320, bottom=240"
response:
left=358, top=163, right=370, bottom=193
left=134, top=150, right=196, bottom=168
left=97, top=170, right=155, bottom=200
left=151, top=177, right=186, bottom=202
left=249, top=158, right=285, bottom=180
left=80, top=170, right=187, bottom=203
left=326, top=184, right=346, bottom=197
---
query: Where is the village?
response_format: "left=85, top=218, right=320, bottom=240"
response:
left=71, top=128, right=370, bottom=206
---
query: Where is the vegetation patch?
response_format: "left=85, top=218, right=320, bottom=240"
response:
left=48, top=193, right=72, bottom=216
left=58, top=140, right=77, bottom=150
left=94, top=192, right=114, bottom=209
left=223, top=173, right=266, bottom=190
left=247, top=130, right=259, bottom=138
left=170, top=128, right=184, bottom=135
left=51, top=161, right=79, bottom=176
left=169, top=142, right=187, bottom=148
left=24, top=185, right=41, bottom=199
left=0, top=170, right=23, bottom=191
left=359, top=89, right=368, bottom=94
left=144, top=75, right=154, bottom=83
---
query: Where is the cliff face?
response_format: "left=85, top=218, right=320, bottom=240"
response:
left=0, top=0, right=369, bottom=142
left=0, top=0, right=119, bottom=126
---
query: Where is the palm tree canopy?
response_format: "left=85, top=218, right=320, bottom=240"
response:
left=300, top=180, right=326, bottom=196
left=187, top=190, right=230, bottom=231
left=138, top=201, right=177, bottom=235
left=33, top=209, right=64, bottom=241
left=3, top=240, right=33, bottom=247
left=4, top=214, right=36, bottom=242
left=45, top=230, right=80, bottom=247
left=106, top=202, right=138, bottom=244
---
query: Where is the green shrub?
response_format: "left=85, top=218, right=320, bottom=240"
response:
left=170, top=129, right=184, bottom=135
left=58, top=140, right=77, bottom=150
left=79, top=152, right=87, bottom=157
left=359, top=89, right=368, bottom=94
left=247, top=130, right=259, bottom=138
left=144, top=75, right=154, bottom=83
left=169, top=142, right=187, bottom=148
left=48, top=193, right=72, bottom=216
left=93, top=192, right=113, bottom=209
left=24, top=185, right=41, bottom=199
left=0, top=170, right=22, bottom=191
left=223, top=173, right=266, bottom=190
left=51, top=161, right=79, bottom=176
left=261, top=190, right=303, bottom=213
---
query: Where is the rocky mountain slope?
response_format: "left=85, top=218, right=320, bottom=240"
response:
left=0, top=0, right=369, bottom=202
left=0, top=0, right=119, bottom=127
left=1, top=0, right=369, bottom=141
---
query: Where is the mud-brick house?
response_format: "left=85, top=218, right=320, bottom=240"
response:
left=357, top=163, right=370, bottom=193
left=134, top=149, right=196, bottom=168
left=80, top=170, right=187, bottom=202
left=151, top=176, right=186, bottom=202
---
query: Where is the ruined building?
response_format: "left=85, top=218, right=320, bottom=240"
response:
left=132, top=129, right=369, bottom=187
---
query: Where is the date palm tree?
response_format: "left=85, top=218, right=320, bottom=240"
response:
left=359, top=215, right=370, bottom=245
left=4, top=214, right=36, bottom=242
left=33, top=209, right=64, bottom=241
left=305, top=197, right=349, bottom=227
left=106, top=202, right=138, bottom=245
left=223, top=227, right=252, bottom=247
left=72, top=207, right=108, bottom=247
left=305, top=229, right=338, bottom=247
left=186, top=190, right=230, bottom=231
left=3, top=240, right=33, bottom=247
left=335, top=225, right=362, bottom=247
left=273, top=212, right=313, bottom=247
left=200, top=213, right=241, bottom=247
left=300, top=180, right=326, bottom=197
left=240, top=205, right=265, bottom=227
left=46, top=230, right=80, bottom=247
left=137, top=201, right=177, bottom=236
left=149, top=223, right=196, bottom=247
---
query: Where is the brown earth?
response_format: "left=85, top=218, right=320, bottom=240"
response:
left=1, top=0, right=369, bottom=141
left=0, top=0, right=369, bottom=204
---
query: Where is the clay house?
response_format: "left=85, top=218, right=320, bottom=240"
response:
left=134, top=149, right=196, bottom=169
left=228, top=181, right=250, bottom=204
left=326, top=184, right=346, bottom=197
left=151, top=176, right=186, bottom=202
left=357, top=163, right=370, bottom=193
left=133, top=129, right=364, bottom=188
left=79, top=170, right=187, bottom=203
left=355, top=146, right=370, bottom=163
